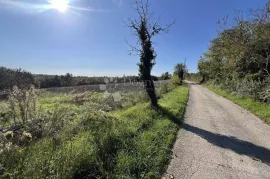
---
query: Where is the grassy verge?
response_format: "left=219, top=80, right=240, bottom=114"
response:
left=1, top=86, right=188, bottom=179
left=204, top=84, right=270, bottom=124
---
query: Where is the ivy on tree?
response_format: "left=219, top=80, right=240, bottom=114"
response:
left=126, top=0, right=175, bottom=108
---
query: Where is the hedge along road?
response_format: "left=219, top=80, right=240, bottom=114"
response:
left=165, top=82, right=270, bottom=179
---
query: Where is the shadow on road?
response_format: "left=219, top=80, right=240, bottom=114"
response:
left=159, top=107, right=270, bottom=166
left=182, top=123, right=270, bottom=166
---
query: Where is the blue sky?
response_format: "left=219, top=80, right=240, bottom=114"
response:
left=0, top=0, right=268, bottom=76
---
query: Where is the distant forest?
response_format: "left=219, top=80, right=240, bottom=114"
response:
left=0, top=66, right=170, bottom=90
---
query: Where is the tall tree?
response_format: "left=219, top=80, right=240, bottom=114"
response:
left=63, top=73, right=73, bottom=87
left=197, top=0, right=270, bottom=88
left=174, top=63, right=187, bottom=83
left=126, top=0, right=174, bottom=108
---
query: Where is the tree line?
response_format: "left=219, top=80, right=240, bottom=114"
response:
left=0, top=66, right=172, bottom=90
left=0, top=67, right=36, bottom=90
left=198, top=1, right=270, bottom=103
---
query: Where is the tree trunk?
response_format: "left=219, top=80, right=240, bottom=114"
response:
left=144, top=79, right=158, bottom=108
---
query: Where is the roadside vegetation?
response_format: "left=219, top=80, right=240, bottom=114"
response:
left=191, top=1, right=270, bottom=123
left=185, top=73, right=202, bottom=83
left=173, top=63, right=187, bottom=84
left=197, top=1, right=270, bottom=104
left=0, top=76, right=188, bottom=178
left=205, top=84, right=270, bottom=124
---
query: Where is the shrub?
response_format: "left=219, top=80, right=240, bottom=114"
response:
left=156, top=83, right=176, bottom=98
left=209, top=76, right=270, bottom=104
left=258, top=77, right=270, bottom=103
left=170, top=75, right=181, bottom=86
left=158, top=83, right=170, bottom=96
left=185, top=73, right=202, bottom=83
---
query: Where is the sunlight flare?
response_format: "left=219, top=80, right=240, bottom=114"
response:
left=49, top=0, right=69, bottom=12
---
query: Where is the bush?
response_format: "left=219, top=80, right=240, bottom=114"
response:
left=156, top=83, right=177, bottom=98
left=258, top=78, right=270, bottom=103
left=209, top=76, right=270, bottom=104
left=170, top=75, right=181, bottom=86
left=185, top=73, right=202, bottom=83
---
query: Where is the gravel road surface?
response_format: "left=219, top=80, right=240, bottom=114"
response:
left=165, top=83, right=270, bottom=179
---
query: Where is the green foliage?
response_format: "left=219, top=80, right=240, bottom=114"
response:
left=0, top=66, right=36, bottom=90
left=36, top=74, right=142, bottom=88
left=156, top=82, right=178, bottom=98
left=199, top=5, right=270, bottom=81
left=198, top=1, right=270, bottom=102
left=185, top=73, right=202, bottom=83
left=174, top=63, right=187, bottom=82
left=160, top=72, right=171, bottom=80
left=170, top=75, right=181, bottom=86
left=0, top=86, right=189, bottom=179
left=258, top=78, right=270, bottom=103
left=0, top=66, right=167, bottom=91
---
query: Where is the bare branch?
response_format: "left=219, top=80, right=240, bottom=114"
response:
left=134, top=0, right=144, bottom=21
left=124, top=18, right=140, bottom=34
left=150, top=19, right=176, bottom=37
left=125, top=37, right=141, bottom=56
left=248, top=8, right=270, bottom=24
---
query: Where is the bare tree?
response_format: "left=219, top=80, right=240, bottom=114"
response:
left=126, top=0, right=175, bottom=108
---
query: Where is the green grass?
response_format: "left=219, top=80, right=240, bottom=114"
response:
left=205, top=84, right=270, bottom=124
left=1, top=86, right=189, bottom=179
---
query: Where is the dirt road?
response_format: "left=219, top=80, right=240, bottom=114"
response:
left=165, top=83, right=270, bottom=179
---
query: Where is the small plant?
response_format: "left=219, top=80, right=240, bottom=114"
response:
left=8, top=85, right=37, bottom=124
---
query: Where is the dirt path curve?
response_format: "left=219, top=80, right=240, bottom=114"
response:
left=165, top=82, right=270, bottom=179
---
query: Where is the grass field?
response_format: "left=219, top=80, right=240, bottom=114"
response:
left=0, top=84, right=188, bottom=179
left=205, top=84, right=270, bottom=124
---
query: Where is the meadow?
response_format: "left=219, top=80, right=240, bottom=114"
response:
left=0, top=80, right=188, bottom=179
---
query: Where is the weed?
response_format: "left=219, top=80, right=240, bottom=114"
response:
left=0, top=85, right=188, bottom=179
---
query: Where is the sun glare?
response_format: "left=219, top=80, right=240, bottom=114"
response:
left=49, top=0, right=69, bottom=12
